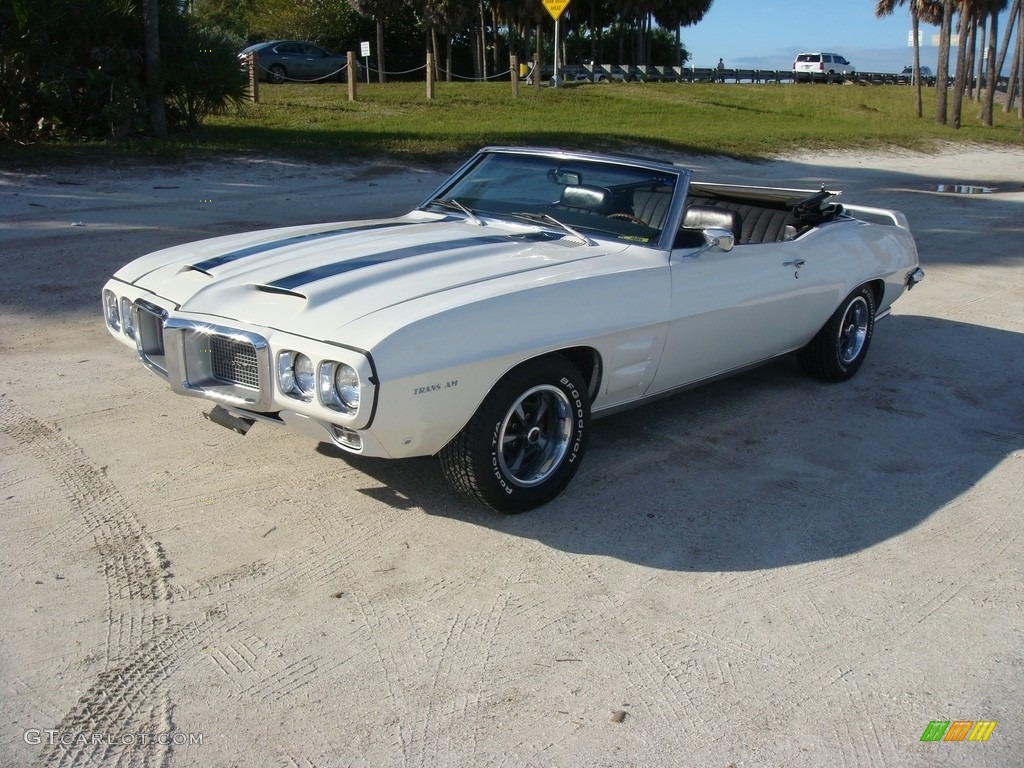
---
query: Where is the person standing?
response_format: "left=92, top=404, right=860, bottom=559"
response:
left=716, top=58, right=725, bottom=82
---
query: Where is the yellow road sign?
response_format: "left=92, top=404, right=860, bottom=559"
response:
left=543, top=0, right=571, bottom=20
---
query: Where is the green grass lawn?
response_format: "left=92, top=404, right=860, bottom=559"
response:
left=7, top=80, right=1023, bottom=166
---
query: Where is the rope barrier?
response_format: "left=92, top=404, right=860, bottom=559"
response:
left=254, top=61, right=352, bottom=83
left=364, top=63, right=428, bottom=77
left=254, top=56, right=519, bottom=84
left=436, top=66, right=514, bottom=82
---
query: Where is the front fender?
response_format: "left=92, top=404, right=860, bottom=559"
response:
left=360, top=267, right=670, bottom=458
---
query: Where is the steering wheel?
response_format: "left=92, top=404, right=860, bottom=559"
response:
left=607, top=212, right=646, bottom=226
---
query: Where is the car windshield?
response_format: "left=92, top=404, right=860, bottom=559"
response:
left=422, top=151, right=679, bottom=245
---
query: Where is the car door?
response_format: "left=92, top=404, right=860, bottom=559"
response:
left=302, top=44, right=334, bottom=80
left=273, top=43, right=307, bottom=78
left=648, top=240, right=824, bottom=393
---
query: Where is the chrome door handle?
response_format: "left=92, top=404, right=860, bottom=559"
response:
left=783, top=259, right=805, bottom=268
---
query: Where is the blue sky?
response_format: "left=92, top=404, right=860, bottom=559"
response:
left=682, top=2, right=1017, bottom=75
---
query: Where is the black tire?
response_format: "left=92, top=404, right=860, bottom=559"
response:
left=440, top=356, right=590, bottom=513
left=798, top=284, right=876, bottom=382
left=268, top=64, right=286, bottom=84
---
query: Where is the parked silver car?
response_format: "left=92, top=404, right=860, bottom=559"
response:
left=900, top=65, right=935, bottom=85
left=240, top=41, right=351, bottom=84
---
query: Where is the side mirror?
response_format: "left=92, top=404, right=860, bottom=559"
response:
left=703, top=227, right=735, bottom=252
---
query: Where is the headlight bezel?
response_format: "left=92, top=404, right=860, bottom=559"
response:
left=318, top=361, right=360, bottom=415
left=270, top=341, right=375, bottom=422
left=103, top=289, right=121, bottom=332
left=119, top=297, right=137, bottom=339
left=277, top=350, right=316, bottom=401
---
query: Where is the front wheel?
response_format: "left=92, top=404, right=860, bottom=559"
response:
left=440, top=356, right=590, bottom=513
left=798, top=284, right=876, bottom=382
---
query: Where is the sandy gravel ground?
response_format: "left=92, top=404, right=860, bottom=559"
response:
left=1, top=145, right=1022, bottom=768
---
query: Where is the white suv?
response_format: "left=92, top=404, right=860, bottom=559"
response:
left=793, top=52, right=855, bottom=83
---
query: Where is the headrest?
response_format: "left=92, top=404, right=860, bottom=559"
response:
left=560, top=184, right=613, bottom=215
left=683, top=205, right=741, bottom=234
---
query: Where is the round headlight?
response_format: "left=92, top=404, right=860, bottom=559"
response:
left=294, top=354, right=315, bottom=396
left=278, top=351, right=315, bottom=400
left=119, top=297, right=136, bottom=339
left=103, top=289, right=120, bottom=332
left=318, top=361, right=360, bottom=414
left=334, top=364, right=360, bottom=410
left=278, top=351, right=296, bottom=393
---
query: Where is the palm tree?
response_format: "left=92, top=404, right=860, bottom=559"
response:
left=419, top=0, right=473, bottom=82
left=876, top=0, right=943, bottom=118
left=1011, top=0, right=1019, bottom=122
left=950, top=1, right=976, bottom=128
left=998, top=0, right=1022, bottom=114
left=1016, top=0, right=1023, bottom=123
left=144, top=0, right=167, bottom=136
left=950, top=0, right=1007, bottom=128
left=979, top=0, right=1010, bottom=126
left=349, top=0, right=405, bottom=83
left=654, top=0, right=715, bottom=68
left=936, top=0, right=956, bottom=124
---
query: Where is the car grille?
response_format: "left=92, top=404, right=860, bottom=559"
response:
left=154, top=315, right=273, bottom=410
left=210, top=335, right=260, bottom=390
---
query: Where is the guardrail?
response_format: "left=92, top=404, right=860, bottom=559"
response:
left=545, top=63, right=1010, bottom=90
left=568, top=64, right=787, bottom=83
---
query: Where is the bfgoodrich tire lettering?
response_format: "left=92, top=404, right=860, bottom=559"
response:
left=440, top=356, right=590, bottom=513
left=798, top=284, right=876, bottom=382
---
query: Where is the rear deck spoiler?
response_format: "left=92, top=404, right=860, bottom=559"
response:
left=841, top=204, right=911, bottom=231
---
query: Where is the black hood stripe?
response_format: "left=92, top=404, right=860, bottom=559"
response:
left=268, top=234, right=520, bottom=290
left=191, top=220, right=432, bottom=272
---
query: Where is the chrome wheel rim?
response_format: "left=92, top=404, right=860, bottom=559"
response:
left=838, top=296, right=869, bottom=364
left=497, top=385, right=573, bottom=488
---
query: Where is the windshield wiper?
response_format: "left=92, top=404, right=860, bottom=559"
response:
left=511, top=212, right=596, bottom=246
left=430, top=197, right=483, bottom=226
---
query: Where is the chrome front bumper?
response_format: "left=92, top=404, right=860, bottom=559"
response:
left=132, top=301, right=275, bottom=411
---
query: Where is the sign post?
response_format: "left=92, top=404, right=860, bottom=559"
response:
left=542, top=0, right=571, bottom=88
left=360, top=41, right=371, bottom=83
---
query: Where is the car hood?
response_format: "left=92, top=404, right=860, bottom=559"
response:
left=119, top=212, right=629, bottom=340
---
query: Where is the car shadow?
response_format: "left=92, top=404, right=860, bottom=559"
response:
left=320, top=315, right=1023, bottom=572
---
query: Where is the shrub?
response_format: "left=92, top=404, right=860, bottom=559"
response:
left=162, top=20, right=248, bottom=133
left=0, top=0, right=246, bottom=142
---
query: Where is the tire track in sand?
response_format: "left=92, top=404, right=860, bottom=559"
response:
left=0, top=396, right=189, bottom=768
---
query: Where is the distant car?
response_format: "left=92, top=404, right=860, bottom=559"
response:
left=240, top=41, right=351, bottom=84
left=900, top=65, right=935, bottom=85
left=793, top=52, right=855, bottom=83
left=102, top=146, right=924, bottom=512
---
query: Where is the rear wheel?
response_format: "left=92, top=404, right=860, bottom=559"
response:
left=440, top=356, right=589, bottom=513
left=798, top=284, right=876, bottom=382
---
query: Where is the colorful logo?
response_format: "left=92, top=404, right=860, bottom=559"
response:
left=920, top=721, right=997, bottom=742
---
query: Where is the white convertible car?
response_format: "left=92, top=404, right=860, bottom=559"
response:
left=103, top=147, right=923, bottom=512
